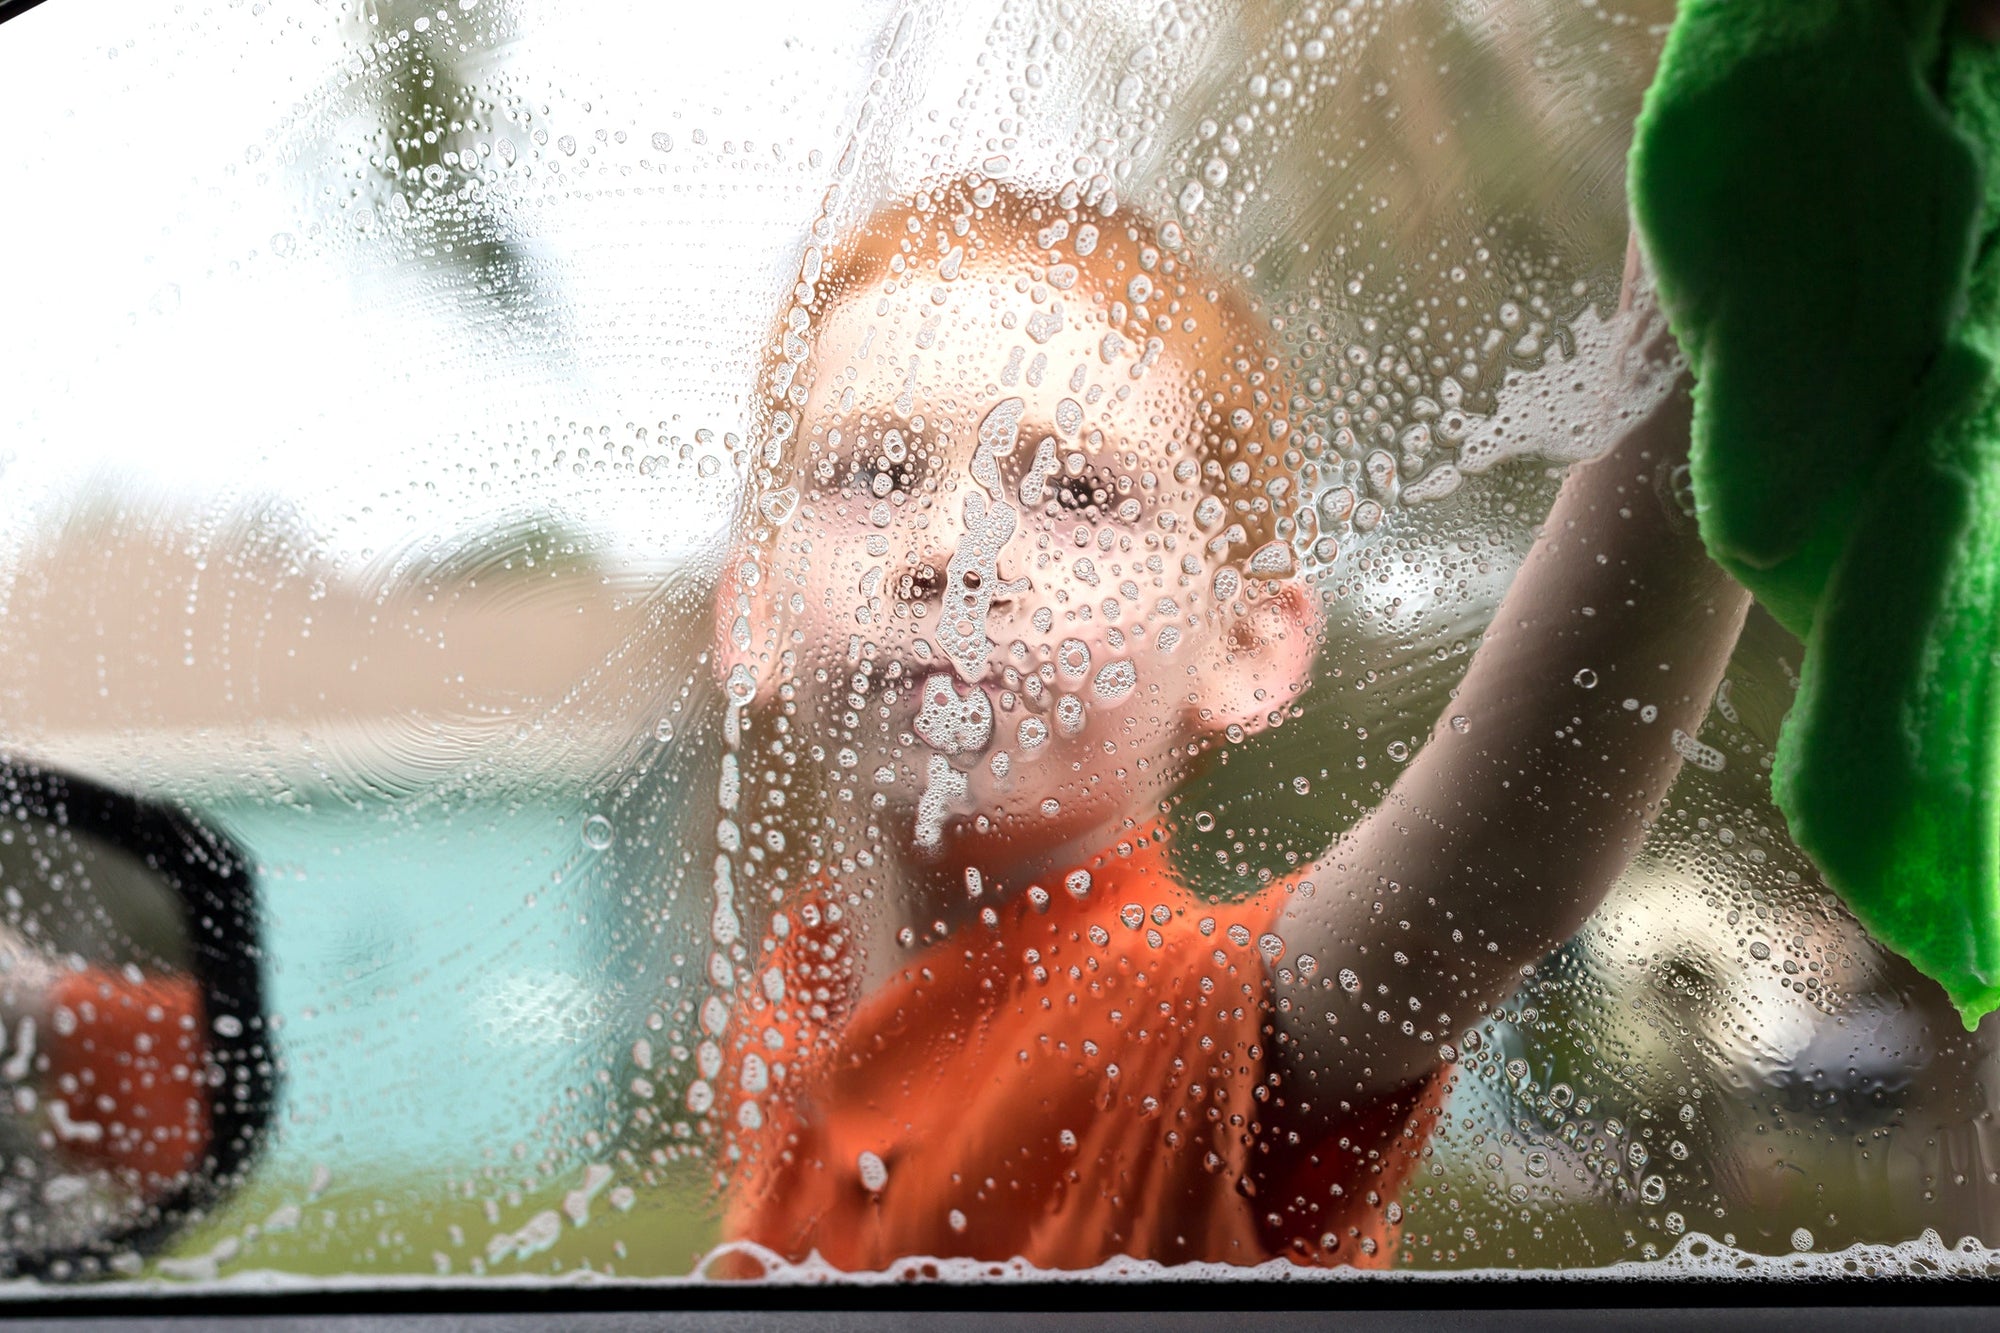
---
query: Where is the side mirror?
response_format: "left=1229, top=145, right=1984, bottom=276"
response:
left=0, top=760, right=273, bottom=1280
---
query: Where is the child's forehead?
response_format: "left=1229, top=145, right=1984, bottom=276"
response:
left=796, top=213, right=1274, bottom=465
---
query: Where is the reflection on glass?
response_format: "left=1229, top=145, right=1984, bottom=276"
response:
left=0, top=0, right=1995, bottom=1287
left=0, top=811, right=207, bottom=1268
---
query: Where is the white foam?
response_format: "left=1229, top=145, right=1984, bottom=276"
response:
left=682, top=1229, right=2000, bottom=1284
left=1454, top=301, right=1683, bottom=479
left=15, top=1228, right=1996, bottom=1296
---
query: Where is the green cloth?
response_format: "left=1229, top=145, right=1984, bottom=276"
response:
left=1631, top=0, right=2000, bottom=1024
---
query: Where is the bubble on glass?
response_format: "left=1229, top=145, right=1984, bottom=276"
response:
left=1670, top=728, right=1727, bottom=772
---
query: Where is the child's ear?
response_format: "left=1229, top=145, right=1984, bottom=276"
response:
left=1188, top=578, right=1320, bottom=737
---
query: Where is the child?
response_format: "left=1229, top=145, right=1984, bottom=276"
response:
left=705, top=179, right=1746, bottom=1271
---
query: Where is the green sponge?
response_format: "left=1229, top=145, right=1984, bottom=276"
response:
left=1631, top=0, right=2000, bottom=1023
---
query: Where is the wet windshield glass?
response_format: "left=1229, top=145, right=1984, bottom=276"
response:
left=0, top=0, right=1990, bottom=1286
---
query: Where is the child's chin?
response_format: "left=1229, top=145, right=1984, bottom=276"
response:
left=933, top=794, right=1135, bottom=867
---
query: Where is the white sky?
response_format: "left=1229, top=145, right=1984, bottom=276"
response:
left=0, top=0, right=897, bottom=570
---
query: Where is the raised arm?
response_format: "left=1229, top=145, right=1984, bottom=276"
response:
left=1270, top=241, right=1752, bottom=1117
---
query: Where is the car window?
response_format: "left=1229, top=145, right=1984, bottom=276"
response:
left=0, top=0, right=1991, bottom=1291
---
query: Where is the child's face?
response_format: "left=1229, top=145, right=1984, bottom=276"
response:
left=727, top=201, right=1311, bottom=865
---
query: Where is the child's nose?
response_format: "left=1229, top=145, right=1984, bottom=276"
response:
left=897, top=553, right=1032, bottom=596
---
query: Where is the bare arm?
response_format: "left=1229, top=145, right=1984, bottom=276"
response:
left=1269, top=242, right=1752, bottom=1120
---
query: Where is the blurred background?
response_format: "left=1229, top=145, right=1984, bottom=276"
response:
left=2, top=0, right=1996, bottom=1282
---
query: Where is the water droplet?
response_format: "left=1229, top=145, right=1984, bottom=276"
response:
left=1056, top=694, right=1086, bottom=734
left=1247, top=541, right=1294, bottom=577
left=1058, top=638, right=1091, bottom=680
left=1574, top=667, right=1598, bottom=689
left=582, top=814, right=614, bottom=850
left=1320, top=486, right=1356, bottom=522
left=760, top=485, right=799, bottom=525
left=1449, top=715, right=1469, bottom=733
left=1670, top=727, right=1726, bottom=772
left=1364, top=450, right=1398, bottom=494
left=1092, top=660, right=1136, bottom=703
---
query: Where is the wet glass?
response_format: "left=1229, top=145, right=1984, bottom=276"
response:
left=0, top=0, right=1994, bottom=1289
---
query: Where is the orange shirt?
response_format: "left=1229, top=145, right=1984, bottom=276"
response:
left=721, top=838, right=1445, bottom=1272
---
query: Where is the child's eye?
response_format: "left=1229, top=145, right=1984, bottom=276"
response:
left=855, top=458, right=919, bottom=497
left=1055, top=473, right=1114, bottom=511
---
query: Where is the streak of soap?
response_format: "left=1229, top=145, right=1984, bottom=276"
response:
left=915, top=673, right=994, bottom=753
left=1454, top=301, right=1683, bottom=479
left=936, top=493, right=1020, bottom=683
left=914, top=753, right=969, bottom=850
